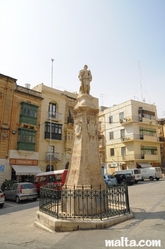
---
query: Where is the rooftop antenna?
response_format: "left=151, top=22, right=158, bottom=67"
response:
left=100, top=93, right=106, bottom=105
left=138, top=61, right=145, bottom=102
left=51, top=59, right=54, bottom=88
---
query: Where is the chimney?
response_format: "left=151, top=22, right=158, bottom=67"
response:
left=25, top=83, right=31, bottom=89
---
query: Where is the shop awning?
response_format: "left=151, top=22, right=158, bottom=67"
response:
left=12, top=165, right=42, bottom=175
left=138, top=163, right=152, bottom=168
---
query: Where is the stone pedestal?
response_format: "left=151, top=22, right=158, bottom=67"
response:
left=62, top=93, right=107, bottom=215
left=61, top=188, right=108, bottom=216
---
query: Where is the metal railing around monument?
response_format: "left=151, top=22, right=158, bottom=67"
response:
left=39, top=184, right=130, bottom=220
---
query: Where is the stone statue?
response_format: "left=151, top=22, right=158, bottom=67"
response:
left=78, top=65, right=92, bottom=95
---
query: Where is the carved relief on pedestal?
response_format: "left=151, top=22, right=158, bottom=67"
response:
left=74, top=120, right=82, bottom=139
left=87, top=119, right=97, bottom=139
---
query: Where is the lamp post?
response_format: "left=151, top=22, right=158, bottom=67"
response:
left=49, top=59, right=54, bottom=171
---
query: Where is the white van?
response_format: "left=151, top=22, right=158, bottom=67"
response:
left=139, top=167, right=162, bottom=181
left=114, top=169, right=142, bottom=183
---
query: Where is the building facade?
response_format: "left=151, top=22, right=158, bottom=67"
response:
left=0, top=74, right=43, bottom=186
left=32, top=84, right=77, bottom=172
left=158, top=118, right=165, bottom=173
left=0, top=74, right=42, bottom=184
left=0, top=74, right=16, bottom=185
left=99, top=100, right=163, bottom=174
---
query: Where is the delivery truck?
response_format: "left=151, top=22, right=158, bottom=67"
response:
left=139, top=167, right=162, bottom=181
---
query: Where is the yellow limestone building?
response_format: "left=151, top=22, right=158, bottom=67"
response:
left=0, top=74, right=43, bottom=186
left=33, top=84, right=78, bottom=172
left=98, top=100, right=163, bottom=174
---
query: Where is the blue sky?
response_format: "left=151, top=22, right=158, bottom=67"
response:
left=0, top=0, right=165, bottom=117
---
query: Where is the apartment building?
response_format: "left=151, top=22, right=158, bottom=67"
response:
left=98, top=100, right=163, bottom=174
left=0, top=74, right=16, bottom=185
left=158, top=118, right=165, bottom=173
left=32, top=84, right=77, bottom=171
left=0, top=74, right=43, bottom=186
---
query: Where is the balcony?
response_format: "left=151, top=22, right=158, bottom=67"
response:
left=121, top=137, right=132, bottom=142
left=46, top=152, right=61, bottom=162
left=20, top=115, right=37, bottom=125
left=120, top=116, right=159, bottom=126
left=141, top=154, right=159, bottom=161
left=121, top=134, right=162, bottom=143
left=48, top=112, right=62, bottom=122
left=140, top=118, right=158, bottom=125
left=17, top=142, right=35, bottom=151
left=116, top=154, right=159, bottom=162
left=98, top=131, right=104, bottom=139
left=120, top=118, right=132, bottom=125
left=99, top=140, right=105, bottom=149
left=67, top=116, right=74, bottom=124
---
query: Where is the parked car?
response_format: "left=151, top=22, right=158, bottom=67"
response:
left=114, top=169, right=142, bottom=183
left=0, top=189, right=5, bottom=208
left=4, top=182, right=38, bottom=203
left=113, top=173, right=135, bottom=185
left=103, top=174, right=118, bottom=186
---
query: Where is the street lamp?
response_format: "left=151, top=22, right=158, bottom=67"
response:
left=49, top=59, right=54, bottom=171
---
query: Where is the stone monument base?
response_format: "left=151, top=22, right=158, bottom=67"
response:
left=34, top=210, right=133, bottom=232
left=61, top=188, right=108, bottom=215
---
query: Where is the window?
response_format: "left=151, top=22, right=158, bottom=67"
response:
left=134, top=169, right=140, bottom=174
left=49, top=145, right=54, bottom=153
left=45, top=122, right=62, bottom=140
left=141, top=146, right=157, bottom=156
left=68, top=132, right=71, bottom=140
left=120, top=129, right=125, bottom=138
left=109, top=132, right=114, bottom=140
left=46, top=165, right=54, bottom=172
left=109, top=116, right=113, bottom=124
left=119, top=112, right=124, bottom=121
left=140, top=127, right=156, bottom=137
left=56, top=174, right=62, bottom=182
left=13, top=184, right=17, bottom=190
left=67, top=132, right=73, bottom=141
left=48, top=175, right=56, bottom=182
left=40, top=176, right=47, bottom=183
left=121, top=147, right=126, bottom=156
left=110, top=148, right=115, bottom=156
left=48, top=103, right=56, bottom=118
left=18, top=129, right=36, bottom=143
left=20, top=102, right=38, bottom=125
left=21, top=103, right=38, bottom=118
left=138, top=109, right=155, bottom=120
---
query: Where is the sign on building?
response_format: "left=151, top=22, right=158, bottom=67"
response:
left=0, top=165, right=4, bottom=172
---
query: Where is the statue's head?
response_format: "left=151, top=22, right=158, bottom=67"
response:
left=84, top=65, right=88, bottom=69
